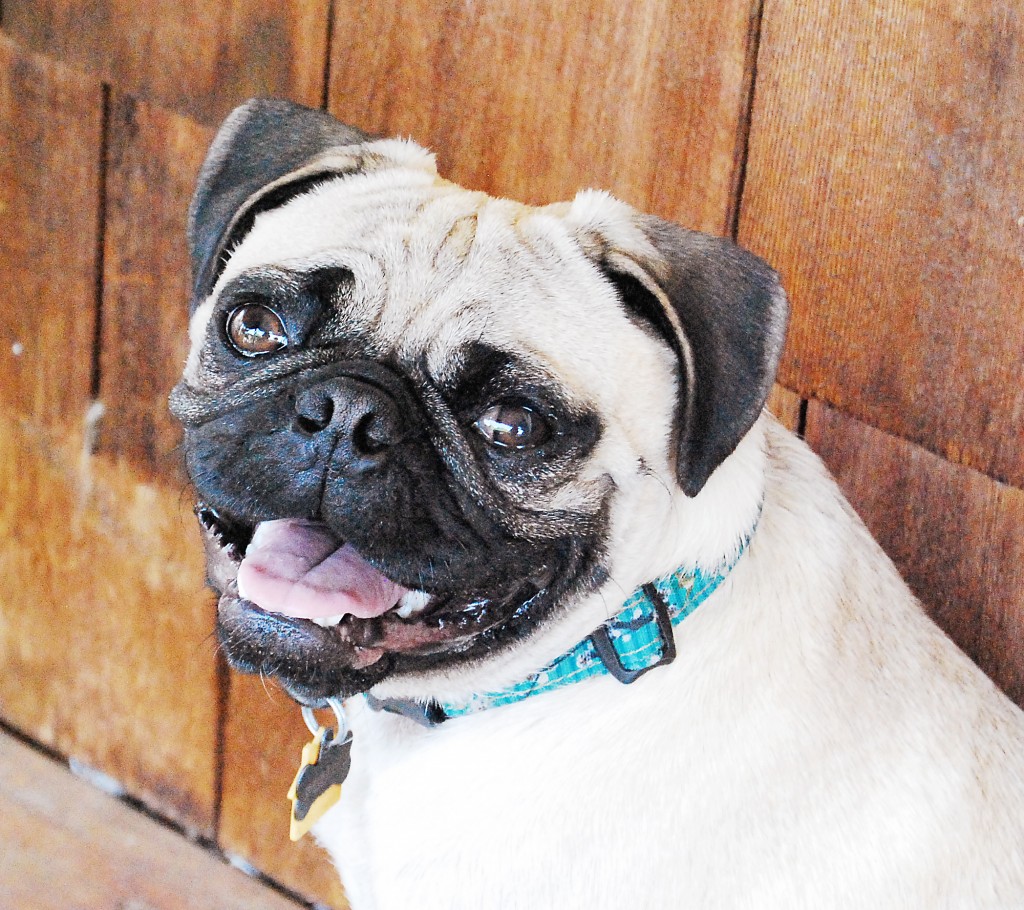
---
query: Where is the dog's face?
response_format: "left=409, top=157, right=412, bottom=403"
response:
left=170, top=100, right=786, bottom=705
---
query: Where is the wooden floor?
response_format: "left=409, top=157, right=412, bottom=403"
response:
left=0, top=730, right=306, bottom=910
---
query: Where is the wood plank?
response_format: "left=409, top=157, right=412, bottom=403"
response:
left=0, top=32, right=99, bottom=430
left=738, top=0, right=1024, bottom=487
left=0, top=25, right=104, bottom=779
left=82, top=94, right=222, bottom=829
left=805, top=402, right=1024, bottom=708
left=220, top=674, right=349, bottom=909
left=328, top=0, right=759, bottom=234
left=0, top=420, right=220, bottom=834
left=766, top=383, right=802, bottom=433
left=99, top=92, right=213, bottom=479
left=0, top=731, right=304, bottom=910
left=2, top=0, right=331, bottom=126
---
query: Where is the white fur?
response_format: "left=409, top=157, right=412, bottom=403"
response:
left=189, top=167, right=1024, bottom=907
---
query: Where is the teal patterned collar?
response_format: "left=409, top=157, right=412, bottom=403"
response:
left=367, top=528, right=755, bottom=726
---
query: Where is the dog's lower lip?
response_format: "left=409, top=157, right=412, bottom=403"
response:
left=215, top=582, right=522, bottom=677
left=217, top=583, right=387, bottom=672
left=347, top=614, right=384, bottom=646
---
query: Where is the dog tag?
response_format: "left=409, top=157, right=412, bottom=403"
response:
left=288, top=722, right=352, bottom=841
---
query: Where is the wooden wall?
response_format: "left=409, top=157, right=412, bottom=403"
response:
left=1, top=2, right=1020, bottom=906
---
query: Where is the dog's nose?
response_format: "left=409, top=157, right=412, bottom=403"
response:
left=294, top=376, right=406, bottom=468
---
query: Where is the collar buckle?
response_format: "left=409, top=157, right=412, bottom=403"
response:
left=589, top=582, right=677, bottom=684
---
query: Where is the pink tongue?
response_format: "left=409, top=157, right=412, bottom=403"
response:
left=236, top=519, right=409, bottom=620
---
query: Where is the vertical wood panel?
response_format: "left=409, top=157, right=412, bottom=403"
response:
left=806, top=402, right=1024, bottom=707
left=0, top=55, right=221, bottom=835
left=82, top=92, right=223, bottom=832
left=220, top=675, right=349, bottom=909
left=2, top=0, right=331, bottom=126
left=0, top=32, right=98, bottom=428
left=0, top=29, right=101, bottom=747
left=739, top=0, right=1024, bottom=487
left=328, top=0, right=758, bottom=234
left=99, top=93, right=212, bottom=478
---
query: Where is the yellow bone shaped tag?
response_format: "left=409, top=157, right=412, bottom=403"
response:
left=288, top=712, right=353, bottom=841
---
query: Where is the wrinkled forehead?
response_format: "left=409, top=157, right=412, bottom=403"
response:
left=196, top=167, right=667, bottom=404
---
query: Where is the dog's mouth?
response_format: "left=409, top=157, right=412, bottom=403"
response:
left=198, top=504, right=562, bottom=702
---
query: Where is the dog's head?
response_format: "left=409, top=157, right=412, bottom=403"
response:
left=170, top=99, right=787, bottom=705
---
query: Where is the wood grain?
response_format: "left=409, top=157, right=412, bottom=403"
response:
left=2, top=0, right=331, bottom=126
left=0, top=420, right=220, bottom=833
left=806, top=402, right=1024, bottom=708
left=0, top=27, right=101, bottom=756
left=220, top=674, right=349, bottom=909
left=80, top=94, right=221, bottom=831
left=0, top=731, right=304, bottom=910
left=739, top=0, right=1024, bottom=487
left=0, top=61, right=221, bottom=835
left=4, top=4, right=1020, bottom=900
left=328, top=0, right=759, bottom=234
left=99, top=92, right=213, bottom=480
left=0, top=32, right=99, bottom=430
left=766, top=384, right=802, bottom=433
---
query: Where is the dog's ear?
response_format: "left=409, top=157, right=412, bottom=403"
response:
left=188, top=99, right=374, bottom=311
left=566, top=192, right=789, bottom=497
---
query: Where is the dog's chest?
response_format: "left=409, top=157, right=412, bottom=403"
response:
left=310, top=668, right=842, bottom=910
left=313, top=684, right=697, bottom=910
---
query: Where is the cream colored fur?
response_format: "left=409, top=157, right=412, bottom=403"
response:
left=187, top=162, right=1024, bottom=908
left=318, top=420, right=1024, bottom=909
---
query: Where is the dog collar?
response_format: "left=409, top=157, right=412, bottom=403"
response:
left=368, top=526, right=755, bottom=726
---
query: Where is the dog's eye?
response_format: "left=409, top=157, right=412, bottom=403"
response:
left=226, top=303, right=289, bottom=357
left=474, top=403, right=549, bottom=450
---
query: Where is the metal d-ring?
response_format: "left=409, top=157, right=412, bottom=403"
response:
left=301, top=699, right=350, bottom=741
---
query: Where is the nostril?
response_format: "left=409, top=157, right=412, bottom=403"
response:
left=294, top=389, right=335, bottom=434
left=352, top=412, right=389, bottom=455
left=295, top=412, right=326, bottom=434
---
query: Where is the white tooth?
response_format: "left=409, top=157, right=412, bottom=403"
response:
left=395, top=590, right=431, bottom=619
left=311, top=614, right=346, bottom=628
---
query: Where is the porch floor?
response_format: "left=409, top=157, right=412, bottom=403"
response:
left=0, top=729, right=306, bottom=910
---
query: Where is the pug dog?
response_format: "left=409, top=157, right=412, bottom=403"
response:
left=170, top=99, right=1024, bottom=909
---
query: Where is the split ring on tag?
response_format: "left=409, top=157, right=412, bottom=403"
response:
left=301, top=698, right=348, bottom=738
left=288, top=698, right=352, bottom=841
